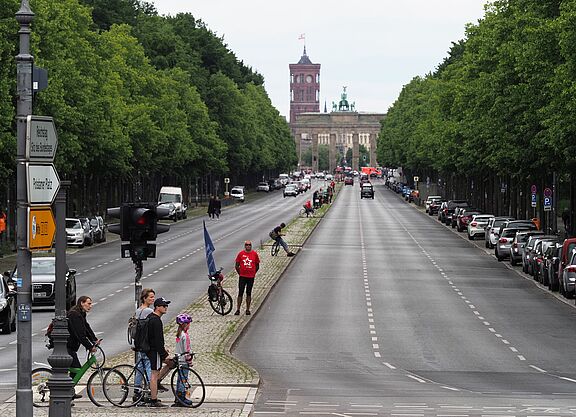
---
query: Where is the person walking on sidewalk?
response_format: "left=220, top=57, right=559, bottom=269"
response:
left=173, top=313, right=194, bottom=407
left=207, top=196, right=216, bottom=220
left=234, top=240, right=260, bottom=315
left=269, top=223, right=295, bottom=257
left=147, top=297, right=172, bottom=407
left=214, top=196, right=222, bottom=220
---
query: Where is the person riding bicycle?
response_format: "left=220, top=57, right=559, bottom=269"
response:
left=269, top=223, right=295, bottom=257
left=303, top=200, right=314, bottom=217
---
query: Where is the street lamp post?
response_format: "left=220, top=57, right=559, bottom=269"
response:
left=15, top=2, right=34, bottom=416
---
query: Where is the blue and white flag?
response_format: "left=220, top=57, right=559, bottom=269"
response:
left=203, top=221, right=217, bottom=276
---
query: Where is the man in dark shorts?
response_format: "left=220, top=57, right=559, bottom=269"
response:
left=147, top=297, right=172, bottom=407
left=234, top=240, right=260, bottom=315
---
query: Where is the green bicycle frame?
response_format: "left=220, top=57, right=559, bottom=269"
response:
left=70, top=354, right=97, bottom=384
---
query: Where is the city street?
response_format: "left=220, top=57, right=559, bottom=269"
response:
left=0, top=185, right=316, bottom=404
left=234, top=180, right=576, bottom=416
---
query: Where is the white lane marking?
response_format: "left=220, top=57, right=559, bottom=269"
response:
left=383, top=362, right=396, bottom=369
left=530, top=365, right=547, bottom=373
left=406, top=375, right=427, bottom=383
left=517, top=355, right=526, bottom=361
left=559, top=376, right=576, bottom=383
left=374, top=352, right=381, bottom=358
left=441, top=386, right=460, bottom=391
left=510, top=347, right=518, bottom=353
left=372, top=344, right=379, bottom=349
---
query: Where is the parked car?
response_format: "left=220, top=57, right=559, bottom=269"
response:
left=557, top=238, right=576, bottom=297
left=429, top=199, right=444, bottom=216
left=496, top=227, right=531, bottom=261
left=443, top=200, right=469, bottom=226
left=451, top=207, right=469, bottom=228
left=0, top=275, right=16, bottom=334
left=438, top=201, right=449, bottom=222
left=485, top=217, right=515, bottom=249
left=360, top=182, right=374, bottom=199
left=467, top=214, right=494, bottom=240
left=89, top=215, right=106, bottom=243
left=158, top=186, right=187, bottom=220
left=425, top=195, right=442, bottom=213
left=542, top=242, right=563, bottom=288
left=561, top=249, right=576, bottom=299
left=510, top=230, right=543, bottom=266
left=523, top=234, right=545, bottom=274
left=498, top=219, right=537, bottom=238
left=532, top=238, right=559, bottom=283
left=283, top=184, right=298, bottom=198
left=257, top=182, right=270, bottom=192
left=230, top=186, right=245, bottom=202
left=78, top=217, right=94, bottom=246
left=456, top=208, right=482, bottom=232
left=268, top=178, right=282, bottom=190
left=66, top=218, right=90, bottom=248
left=5, top=256, right=77, bottom=310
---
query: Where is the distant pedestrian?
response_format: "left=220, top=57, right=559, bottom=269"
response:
left=207, top=196, right=216, bottom=219
left=214, top=196, right=221, bottom=220
left=562, top=208, right=571, bottom=237
left=0, top=209, right=6, bottom=258
left=234, top=240, right=260, bottom=315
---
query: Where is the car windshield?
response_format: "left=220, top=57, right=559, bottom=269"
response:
left=502, top=229, right=519, bottom=238
left=66, top=220, right=81, bottom=229
left=14, top=258, right=55, bottom=278
left=159, top=193, right=180, bottom=203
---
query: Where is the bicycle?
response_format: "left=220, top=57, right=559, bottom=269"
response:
left=271, top=239, right=281, bottom=256
left=31, top=343, right=107, bottom=407
left=102, top=352, right=205, bottom=408
left=207, top=268, right=233, bottom=315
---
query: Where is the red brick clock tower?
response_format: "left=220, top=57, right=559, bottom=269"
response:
left=289, top=47, right=320, bottom=124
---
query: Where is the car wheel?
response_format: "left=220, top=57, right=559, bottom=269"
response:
left=79, top=238, right=84, bottom=249
left=372, top=196, right=374, bottom=199
left=468, top=234, right=473, bottom=240
left=485, top=241, right=489, bottom=248
left=510, top=258, right=517, bottom=266
left=567, top=290, right=575, bottom=300
left=102, top=233, right=106, bottom=242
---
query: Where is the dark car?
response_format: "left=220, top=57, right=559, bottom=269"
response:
left=0, top=275, right=16, bottom=334
left=360, top=183, right=374, bottom=199
left=542, top=242, right=563, bottom=289
left=442, top=200, right=469, bottom=226
left=344, top=177, right=354, bottom=186
left=510, top=230, right=543, bottom=266
left=526, top=235, right=557, bottom=276
left=532, top=238, right=559, bottom=283
left=5, top=257, right=77, bottom=310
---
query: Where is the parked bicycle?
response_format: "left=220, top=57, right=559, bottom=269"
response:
left=31, top=343, right=107, bottom=407
left=102, top=352, right=205, bottom=408
left=207, top=268, right=233, bottom=315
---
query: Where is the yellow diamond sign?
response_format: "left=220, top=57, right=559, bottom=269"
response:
left=28, top=206, right=56, bottom=251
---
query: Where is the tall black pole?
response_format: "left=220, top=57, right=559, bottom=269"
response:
left=48, top=182, right=73, bottom=416
left=15, top=2, right=34, bottom=416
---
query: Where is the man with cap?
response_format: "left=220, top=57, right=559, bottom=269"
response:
left=147, top=296, right=172, bottom=407
left=234, top=240, right=260, bottom=315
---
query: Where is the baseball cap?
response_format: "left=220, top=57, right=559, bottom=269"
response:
left=154, top=297, right=171, bottom=307
left=244, top=240, right=252, bottom=246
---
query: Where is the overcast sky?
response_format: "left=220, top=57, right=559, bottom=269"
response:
left=152, top=1, right=490, bottom=120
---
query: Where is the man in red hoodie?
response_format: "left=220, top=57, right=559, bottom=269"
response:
left=234, top=240, right=260, bottom=315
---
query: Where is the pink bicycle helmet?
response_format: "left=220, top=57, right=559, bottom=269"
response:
left=176, top=313, right=192, bottom=324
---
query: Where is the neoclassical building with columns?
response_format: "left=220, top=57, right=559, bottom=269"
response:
left=289, top=49, right=385, bottom=172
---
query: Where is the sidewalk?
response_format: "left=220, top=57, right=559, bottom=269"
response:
left=0, top=186, right=338, bottom=416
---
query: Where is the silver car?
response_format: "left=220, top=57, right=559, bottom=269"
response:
left=561, top=249, right=576, bottom=299
left=485, top=217, right=514, bottom=249
left=283, top=184, right=298, bottom=197
left=467, top=214, right=494, bottom=240
left=495, top=227, right=529, bottom=261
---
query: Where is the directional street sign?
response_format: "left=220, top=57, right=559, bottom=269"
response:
left=27, top=206, right=56, bottom=250
left=26, top=115, right=57, bottom=162
left=26, top=163, right=60, bottom=205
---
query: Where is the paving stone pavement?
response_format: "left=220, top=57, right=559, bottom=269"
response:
left=0, top=186, right=338, bottom=416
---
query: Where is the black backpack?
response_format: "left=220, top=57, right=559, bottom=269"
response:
left=127, top=312, right=151, bottom=352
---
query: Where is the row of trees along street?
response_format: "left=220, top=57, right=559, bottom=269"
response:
left=0, top=0, right=297, bottom=239
left=377, top=0, right=576, bottom=234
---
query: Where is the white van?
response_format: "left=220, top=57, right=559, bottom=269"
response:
left=279, top=173, right=289, bottom=186
left=230, top=186, right=245, bottom=202
left=158, top=186, right=187, bottom=221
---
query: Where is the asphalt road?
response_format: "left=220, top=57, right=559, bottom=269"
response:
left=233, top=180, right=576, bottom=416
left=0, top=183, right=319, bottom=402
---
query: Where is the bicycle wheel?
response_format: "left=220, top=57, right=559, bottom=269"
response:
left=88, top=345, right=106, bottom=370
left=31, top=367, right=52, bottom=408
left=170, top=365, right=205, bottom=408
left=86, top=368, right=109, bottom=407
left=103, top=364, right=145, bottom=408
left=271, top=242, right=280, bottom=256
left=299, top=208, right=306, bottom=217
left=209, top=289, right=233, bottom=315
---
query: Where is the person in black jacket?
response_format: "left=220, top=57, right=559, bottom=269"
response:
left=67, top=296, right=99, bottom=395
left=146, top=297, right=172, bottom=407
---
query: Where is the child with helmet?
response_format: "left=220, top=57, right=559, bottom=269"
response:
left=173, top=313, right=194, bottom=407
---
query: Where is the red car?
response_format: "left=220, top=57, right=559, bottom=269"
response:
left=344, top=177, right=354, bottom=185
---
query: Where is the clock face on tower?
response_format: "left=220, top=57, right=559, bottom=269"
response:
left=305, top=75, right=313, bottom=83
